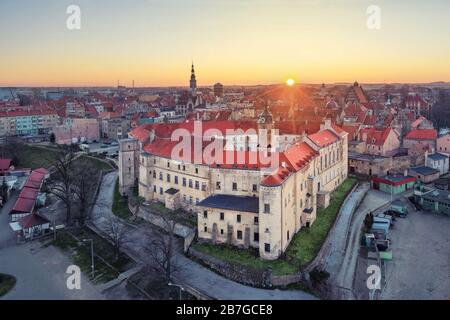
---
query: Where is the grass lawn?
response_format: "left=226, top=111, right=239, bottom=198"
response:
left=112, top=177, right=133, bottom=219
left=16, top=145, right=59, bottom=169
left=145, top=201, right=197, bottom=228
left=192, top=178, right=357, bottom=276
left=286, top=178, right=357, bottom=266
left=53, top=228, right=133, bottom=284
left=74, top=155, right=114, bottom=171
left=0, top=273, right=16, bottom=297
left=193, top=243, right=298, bottom=276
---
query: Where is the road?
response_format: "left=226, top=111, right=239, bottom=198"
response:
left=0, top=191, right=103, bottom=300
left=334, top=189, right=412, bottom=299
left=380, top=207, right=450, bottom=300
left=92, top=172, right=317, bottom=300
left=308, top=182, right=369, bottom=278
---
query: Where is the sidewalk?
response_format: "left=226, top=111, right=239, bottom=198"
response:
left=92, top=172, right=317, bottom=300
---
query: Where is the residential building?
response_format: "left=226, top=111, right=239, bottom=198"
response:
left=409, top=166, right=440, bottom=183
left=426, top=152, right=449, bottom=175
left=357, top=127, right=401, bottom=156
left=437, top=133, right=450, bottom=155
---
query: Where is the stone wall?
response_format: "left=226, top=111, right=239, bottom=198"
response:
left=188, top=247, right=272, bottom=288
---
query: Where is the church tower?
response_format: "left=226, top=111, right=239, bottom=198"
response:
left=190, top=62, right=197, bottom=92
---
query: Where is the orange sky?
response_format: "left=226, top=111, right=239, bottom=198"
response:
left=1, top=0, right=450, bottom=87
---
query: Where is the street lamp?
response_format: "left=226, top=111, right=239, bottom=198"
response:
left=168, top=281, right=184, bottom=300
left=82, top=238, right=95, bottom=280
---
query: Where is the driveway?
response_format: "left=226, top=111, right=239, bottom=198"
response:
left=0, top=242, right=104, bottom=300
left=92, top=172, right=317, bottom=300
left=380, top=209, right=450, bottom=300
left=334, top=188, right=408, bottom=299
left=0, top=190, right=19, bottom=249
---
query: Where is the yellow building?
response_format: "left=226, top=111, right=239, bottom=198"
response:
left=119, top=118, right=348, bottom=260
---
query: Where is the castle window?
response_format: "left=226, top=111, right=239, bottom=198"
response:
left=264, top=204, right=270, bottom=213
left=216, top=181, right=221, bottom=190
left=220, top=212, right=224, bottom=220
left=203, top=211, right=208, bottom=219
left=287, top=230, right=290, bottom=240
left=237, top=230, right=242, bottom=240
left=237, top=215, right=241, bottom=223
left=254, top=217, right=259, bottom=225
left=159, top=172, right=163, bottom=180
left=195, top=181, right=199, bottom=190
left=167, top=174, right=170, bottom=182
left=174, top=176, right=178, bottom=184
left=254, top=233, right=259, bottom=242
left=220, top=229, right=224, bottom=235
left=232, top=182, right=237, bottom=191
left=153, top=171, right=156, bottom=178
left=264, top=243, right=270, bottom=253
left=195, top=168, right=199, bottom=174
left=252, top=184, right=257, bottom=192
left=153, top=185, right=156, bottom=192
left=202, top=183, right=207, bottom=191
left=167, top=162, right=170, bottom=168
left=204, top=226, right=207, bottom=232
left=159, top=187, right=163, bottom=195
left=182, top=178, right=186, bottom=187
left=189, top=179, right=193, bottom=188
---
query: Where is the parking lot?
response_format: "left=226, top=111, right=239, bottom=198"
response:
left=381, top=206, right=450, bottom=300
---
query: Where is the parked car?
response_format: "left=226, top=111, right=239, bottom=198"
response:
left=384, top=209, right=407, bottom=218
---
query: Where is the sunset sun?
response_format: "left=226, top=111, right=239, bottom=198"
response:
left=286, top=78, right=295, bottom=86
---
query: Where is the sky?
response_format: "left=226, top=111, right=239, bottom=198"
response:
left=1, top=0, right=450, bottom=87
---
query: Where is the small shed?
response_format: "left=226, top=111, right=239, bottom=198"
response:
left=11, top=213, right=51, bottom=240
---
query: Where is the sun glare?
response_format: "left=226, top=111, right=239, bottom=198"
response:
left=286, top=78, right=295, bottom=86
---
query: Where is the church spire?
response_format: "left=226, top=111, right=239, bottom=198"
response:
left=190, top=61, right=197, bottom=92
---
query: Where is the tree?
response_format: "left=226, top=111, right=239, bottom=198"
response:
left=72, top=162, right=99, bottom=226
left=46, top=150, right=76, bottom=224
left=0, top=180, right=9, bottom=205
left=144, top=216, right=177, bottom=283
left=102, top=216, right=130, bottom=262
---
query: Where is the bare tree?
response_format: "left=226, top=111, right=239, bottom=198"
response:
left=46, top=150, right=76, bottom=224
left=102, top=216, right=130, bottom=262
left=72, top=163, right=99, bottom=225
left=144, top=217, right=177, bottom=283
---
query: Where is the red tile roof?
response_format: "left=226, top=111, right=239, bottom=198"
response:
left=19, top=213, right=50, bottom=228
left=19, top=187, right=39, bottom=200
left=308, top=130, right=339, bottom=147
left=11, top=197, right=35, bottom=214
left=405, top=129, right=437, bottom=141
left=359, top=127, right=394, bottom=146
left=0, top=158, right=12, bottom=172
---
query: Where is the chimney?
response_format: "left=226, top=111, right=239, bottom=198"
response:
left=424, top=150, right=429, bottom=165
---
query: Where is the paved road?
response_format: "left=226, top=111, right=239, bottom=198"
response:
left=92, top=172, right=317, bottom=300
left=0, top=190, right=19, bottom=249
left=310, top=183, right=369, bottom=277
left=380, top=208, right=450, bottom=300
left=0, top=187, right=103, bottom=300
left=334, top=189, right=412, bottom=299
left=0, top=242, right=104, bottom=300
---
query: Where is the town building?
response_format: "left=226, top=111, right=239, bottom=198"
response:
left=409, top=166, right=440, bottom=184
left=52, top=118, right=100, bottom=145
left=414, top=186, right=450, bottom=216
left=213, top=83, right=224, bottom=98
left=426, top=152, right=449, bottom=175
left=437, top=133, right=450, bottom=155
left=371, top=174, right=416, bottom=194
